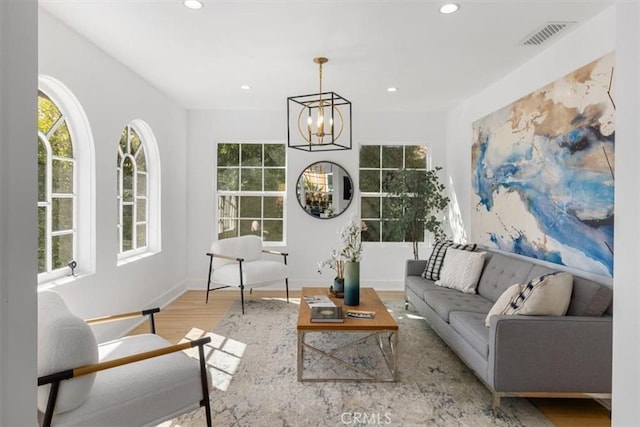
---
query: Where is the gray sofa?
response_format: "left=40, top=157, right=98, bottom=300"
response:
left=404, top=247, right=613, bottom=412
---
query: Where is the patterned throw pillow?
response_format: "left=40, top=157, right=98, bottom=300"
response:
left=422, top=240, right=477, bottom=281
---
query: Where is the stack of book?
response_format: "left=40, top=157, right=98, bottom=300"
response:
left=304, top=295, right=344, bottom=323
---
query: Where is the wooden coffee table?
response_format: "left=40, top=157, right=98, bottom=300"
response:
left=297, top=287, right=398, bottom=382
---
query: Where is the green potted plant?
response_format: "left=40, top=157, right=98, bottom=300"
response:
left=385, top=167, right=450, bottom=259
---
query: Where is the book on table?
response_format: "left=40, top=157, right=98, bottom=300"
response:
left=345, top=310, right=376, bottom=319
left=304, top=295, right=336, bottom=308
left=310, top=306, right=344, bottom=323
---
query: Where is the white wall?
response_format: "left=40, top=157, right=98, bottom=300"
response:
left=186, top=110, right=446, bottom=291
left=38, top=10, right=189, bottom=341
left=0, top=1, right=38, bottom=424
left=612, top=3, right=640, bottom=424
left=445, top=5, right=640, bottom=424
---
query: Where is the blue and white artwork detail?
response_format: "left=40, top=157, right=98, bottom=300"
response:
left=471, top=53, right=615, bottom=277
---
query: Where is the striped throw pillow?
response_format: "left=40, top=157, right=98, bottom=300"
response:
left=422, top=240, right=477, bottom=281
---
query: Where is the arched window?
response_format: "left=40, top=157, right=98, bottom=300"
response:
left=117, top=120, right=161, bottom=261
left=38, top=76, right=95, bottom=283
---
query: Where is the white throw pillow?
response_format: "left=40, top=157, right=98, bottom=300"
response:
left=435, top=248, right=486, bottom=294
left=484, top=283, right=522, bottom=327
left=505, top=271, right=574, bottom=316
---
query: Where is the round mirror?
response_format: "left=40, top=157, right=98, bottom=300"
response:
left=296, top=161, right=353, bottom=219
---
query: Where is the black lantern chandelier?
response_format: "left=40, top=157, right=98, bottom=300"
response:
left=287, top=57, right=352, bottom=152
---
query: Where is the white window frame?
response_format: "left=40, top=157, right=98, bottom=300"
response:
left=38, top=76, right=95, bottom=285
left=215, top=141, right=287, bottom=246
left=117, top=119, right=161, bottom=264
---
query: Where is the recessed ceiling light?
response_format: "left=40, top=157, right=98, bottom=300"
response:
left=184, top=0, right=203, bottom=10
left=440, top=3, right=459, bottom=14
left=387, top=87, right=398, bottom=93
left=240, top=84, right=251, bottom=90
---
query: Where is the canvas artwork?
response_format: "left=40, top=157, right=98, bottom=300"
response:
left=471, top=52, right=615, bottom=277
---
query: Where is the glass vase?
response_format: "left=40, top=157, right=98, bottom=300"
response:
left=344, top=261, right=360, bottom=306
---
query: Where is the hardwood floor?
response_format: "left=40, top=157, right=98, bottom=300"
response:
left=129, top=290, right=611, bottom=427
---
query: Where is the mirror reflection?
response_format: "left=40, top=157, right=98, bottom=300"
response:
left=296, top=161, right=353, bottom=219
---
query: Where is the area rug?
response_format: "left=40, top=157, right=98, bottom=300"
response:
left=166, top=297, right=552, bottom=427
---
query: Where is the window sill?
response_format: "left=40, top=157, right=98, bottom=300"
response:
left=38, top=271, right=90, bottom=289
left=117, top=250, right=157, bottom=266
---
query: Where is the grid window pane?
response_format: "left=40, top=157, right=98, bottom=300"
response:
left=263, top=220, right=283, bottom=242
left=240, top=168, right=262, bottom=191
left=38, top=91, right=62, bottom=134
left=52, top=159, right=73, bottom=194
left=240, top=196, right=261, bottom=218
left=382, top=220, right=404, bottom=242
left=52, top=198, right=73, bottom=231
left=241, top=144, right=262, bottom=166
left=137, top=199, right=146, bottom=222
left=218, top=218, right=238, bottom=240
left=382, top=146, right=403, bottom=168
left=38, top=139, right=47, bottom=202
left=361, top=220, right=380, bottom=242
left=264, top=144, right=285, bottom=167
left=136, top=224, right=147, bottom=248
left=49, top=120, right=73, bottom=158
left=119, top=128, right=128, bottom=154
left=264, top=168, right=285, bottom=191
left=137, top=173, right=147, bottom=196
left=130, top=128, right=141, bottom=154
left=361, top=197, right=381, bottom=219
left=122, top=157, right=134, bottom=202
left=52, top=234, right=73, bottom=270
left=240, top=219, right=260, bottom=236
left=218, top=143, right=240, bottom=167
left=38, top=207, right=47, bottom=273
left=122, top=204, right=133, bottom=251
left=360, top=145, right=380, bottom=168
left=359, top=170, right=380, bottom=192
left=135, top=146, right=146, bottom=171
left=264, top=196, right=284, bottom=218
left=217, top=168, right=239, bottom=191
left=405, top=145, right=427, bottom=168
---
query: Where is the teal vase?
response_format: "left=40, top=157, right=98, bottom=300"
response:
left=344, top=261, right=360, bottom=306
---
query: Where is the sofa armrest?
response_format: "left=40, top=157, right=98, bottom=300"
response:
left=488, top=315, right=612, bottom=394
left=405, top=259, right=428, bottom=277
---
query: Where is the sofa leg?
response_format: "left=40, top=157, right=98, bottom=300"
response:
left=492, top=393, right=501, bottom=417
left=404, top=300, right=409, bottom=310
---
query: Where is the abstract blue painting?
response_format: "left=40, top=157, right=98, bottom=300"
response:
left=471, top=53, right=615, bottom=277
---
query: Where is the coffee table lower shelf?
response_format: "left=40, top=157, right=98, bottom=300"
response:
left=297, top=329, right=398, bottom=382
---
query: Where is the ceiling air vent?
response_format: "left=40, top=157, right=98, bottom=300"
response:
left=520, top=21, right=575, bottom=46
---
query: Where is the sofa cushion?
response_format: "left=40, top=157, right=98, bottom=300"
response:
left=476, top=253, right=534, bottom=302
left=424, top=290, right=494, bottom=322
left=423, top=240, right=477, bottom=281
left=505, top=272, right=573, bottom=316
left=485, top=283, right=522, bottom=327
left=449, top=311, right=490, bottom=358
left=405, top=275, right=447, bottom=300
left=526, top=265, right=612, bottom=316
left=435, top=248, right=486, bottom=294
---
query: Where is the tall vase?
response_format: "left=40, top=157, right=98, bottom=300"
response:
left=344, top=261, right=360, bottom=306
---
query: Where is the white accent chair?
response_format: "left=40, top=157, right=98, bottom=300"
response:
left=37, top=290, right=212, bottom=427
left=206, top=235, right=289, bottom=314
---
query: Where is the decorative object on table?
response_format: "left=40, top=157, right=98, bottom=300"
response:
left=310, top=306, right=344, bottom=323
left=384, top=166, right=450, bottom=259
left=296, top=161, right=353, bottom=219
left=339, top=217, right=367, bottom=306
left=346, top=310, right=376, bottom=319
left=303, top=295, right=336, bottom=308
left=287, top=57, right=352, bottom=152
left=318, top=216, right=367, bottom=304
